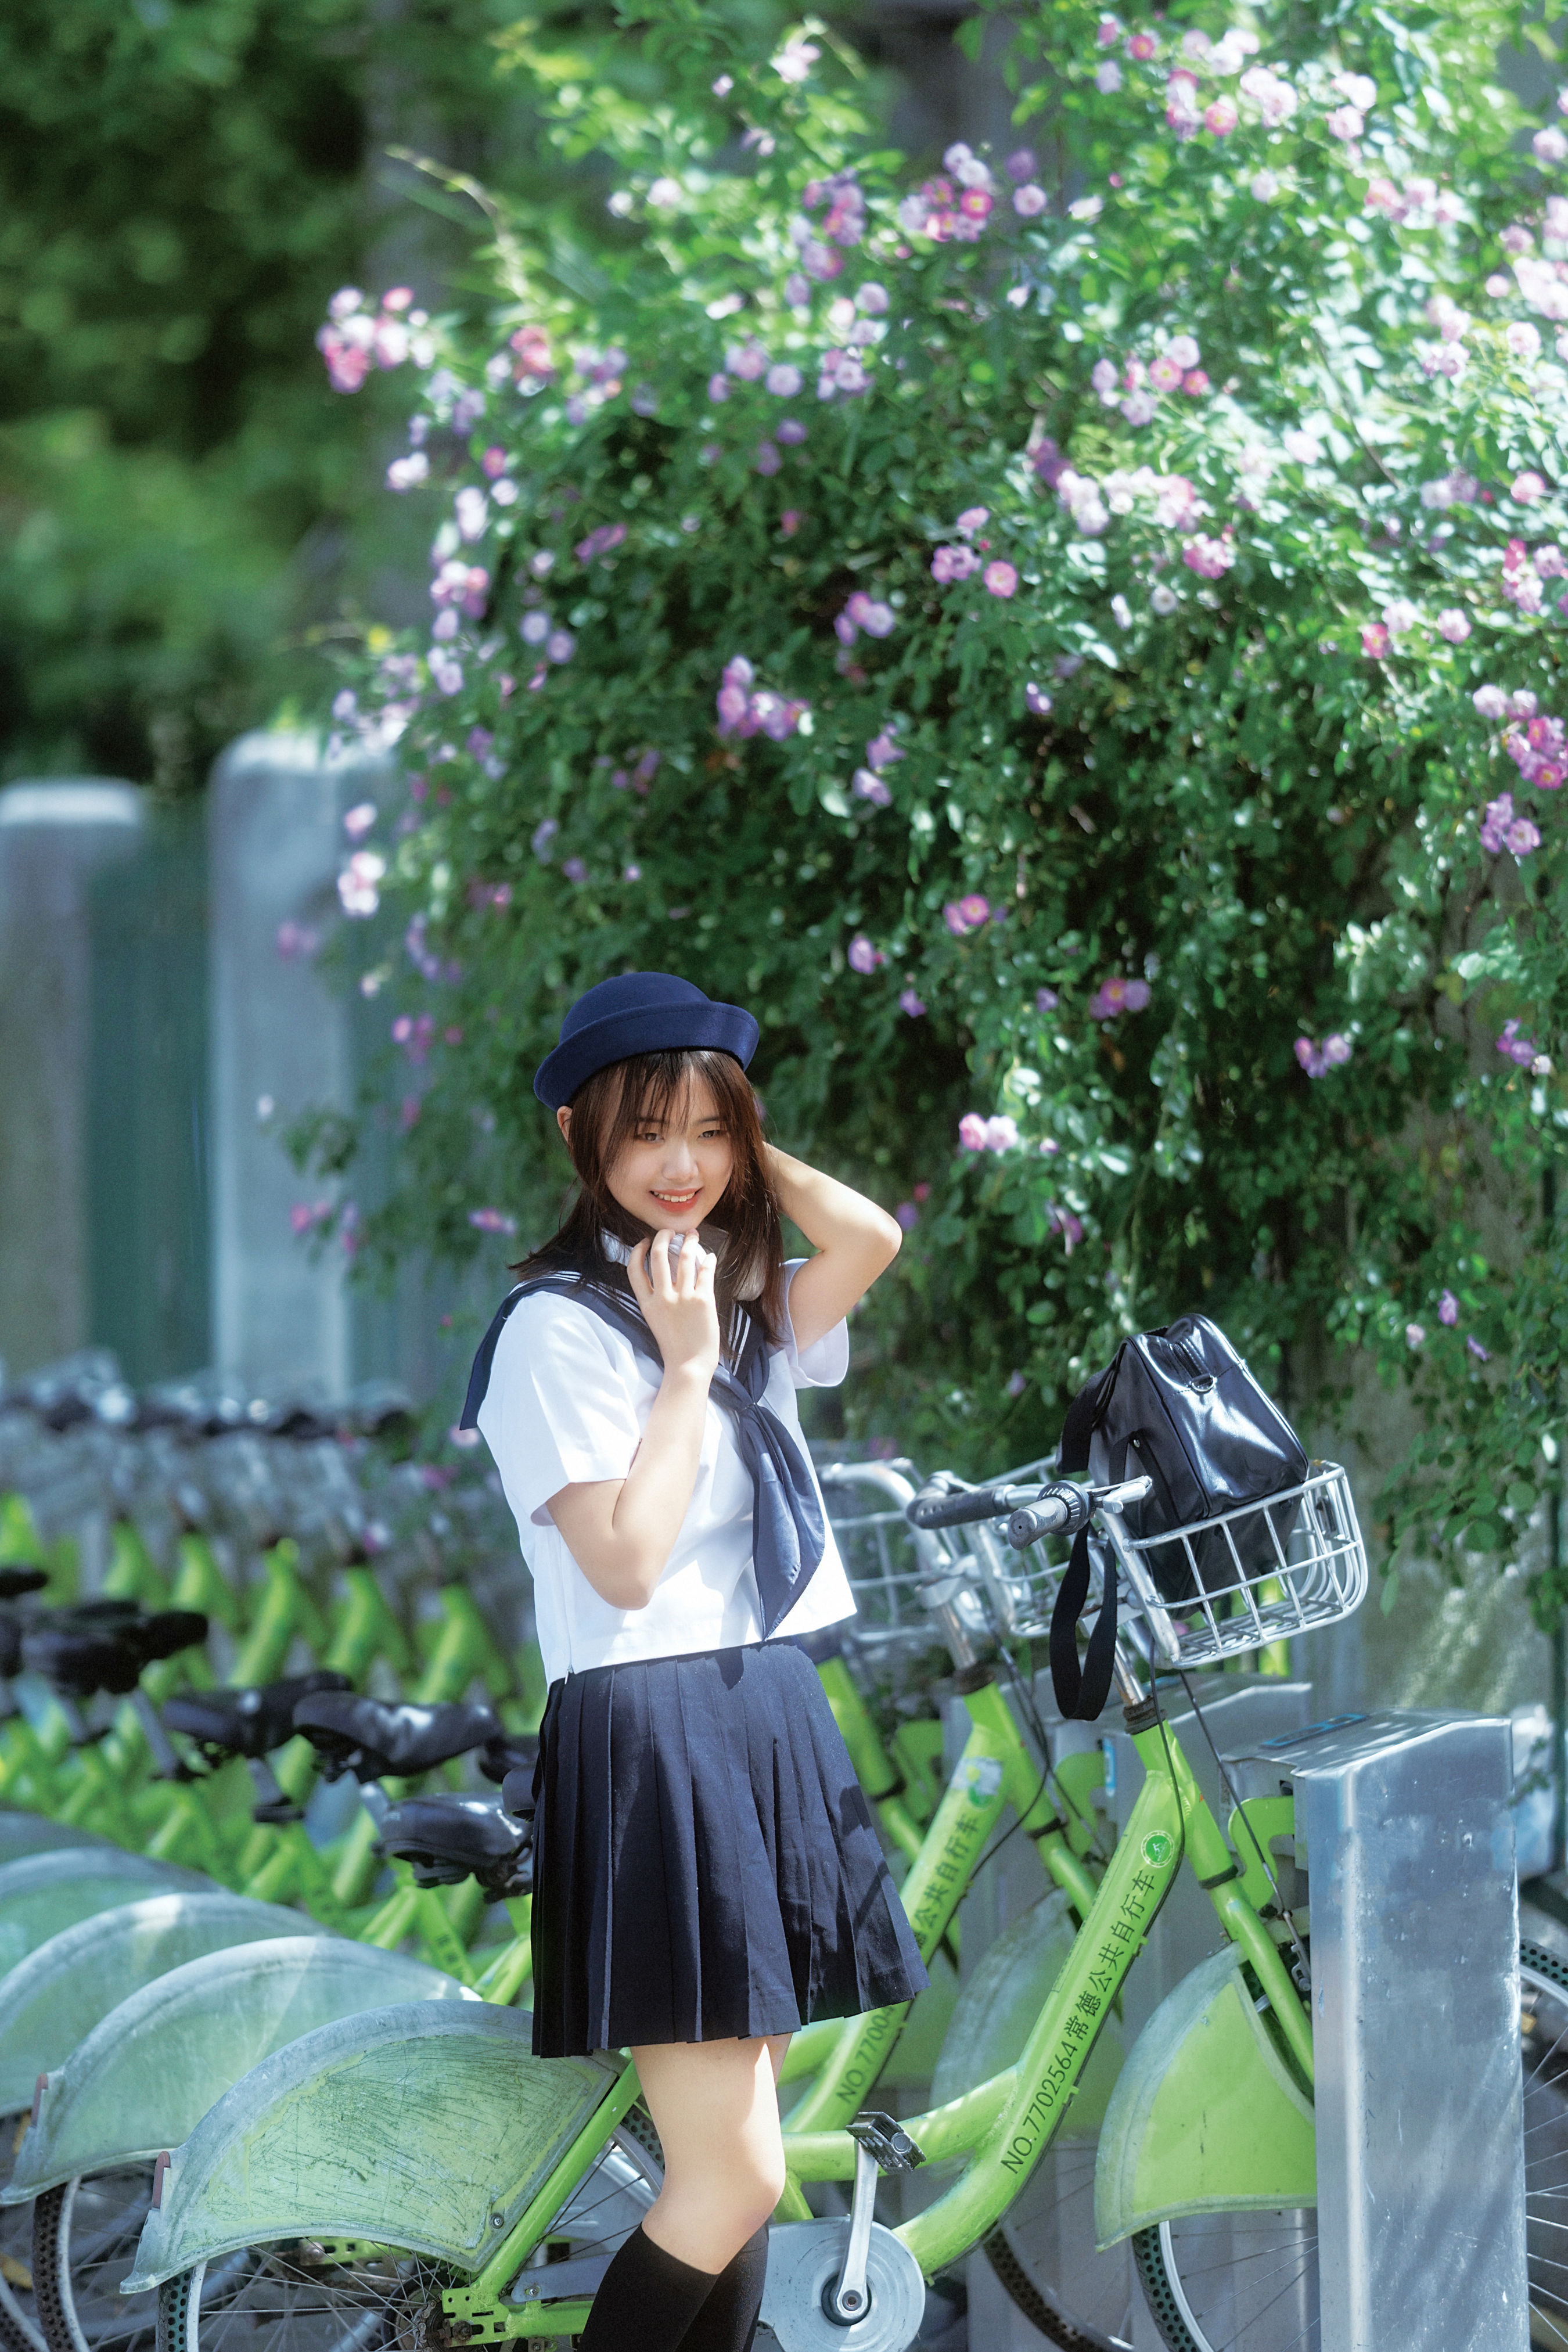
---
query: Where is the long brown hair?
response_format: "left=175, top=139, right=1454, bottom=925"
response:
left=515, top=1048, right=785, bottom=1350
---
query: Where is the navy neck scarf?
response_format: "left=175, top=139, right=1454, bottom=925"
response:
left=459, top=1256, right=826, bottom=1639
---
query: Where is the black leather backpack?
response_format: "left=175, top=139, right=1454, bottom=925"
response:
left=1050, top=1314, right=1309, bottom=1720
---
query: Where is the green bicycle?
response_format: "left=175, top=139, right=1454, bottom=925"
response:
left=94, top=1456, right=1430, bottom=2352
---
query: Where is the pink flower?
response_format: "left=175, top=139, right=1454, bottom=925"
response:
left=1013, top=185, right=1048, bottom=218
left=1361, top=623, right=1391, bottom=659
left=1473, top=684, right=1509, bottom=719
left=1467, top=1335, right=1491, bottom=1361
left=1127, top=30, right=1158, bottom=59
left=1182, top=533, right=1235, bottom=580
left=961, top=1113, right=1019, bottom=1153
left=1438, top=1289, right=1459, bottom=1325
left=1325, top=106, right=1364, bottom=140
left=1406, top=1324, right=1426, bottom=1348
left=1204, top=97, right=1238, bottom=135
left=958, top=1112, right=990, bottom=1150
left=1089, top=974, right=1152, bottom=1020
left=1182, top=369, right=1211, bottom=396
left=944, top=894, right=991, bottom=936
left=1437, top=608, right=1472, bottom=643
left=1498, top=1019, right=1539, bottom=1065
left=900, top=988, right=927, bottom=1017
left=337, top=851, right=386, bottom=916
left=1514, top=470, right=1548, bottom=502
left=932, top=544, right=980, bottom=582
left=707, top=373, right=729, bottom=402
left=984, top=560, right=1019, bottom=598
left=847, top=934, right=885, bottom=973
left=956, top=506, right=989, bottom=535
left=1149, top=355, right=1183, bottom=392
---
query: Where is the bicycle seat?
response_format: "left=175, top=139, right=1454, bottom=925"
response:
left=165, top=1670, right=353, bottom=1761
left=376, top=1793, right=532, bottom=1897
left=477, top=1729, right=540, bottom=1786
left=290, top=1694, right=502, bottom=1781
left=0, top=1567, right=48, bottom=1602
left=21, top=1608, right=209, bottom=1699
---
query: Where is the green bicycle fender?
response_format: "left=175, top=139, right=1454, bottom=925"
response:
left=123, top=2002, right=620, bottom=2292
left=1092, top=1943, right=1315, bottom=2249
left=0, top=1891, right=310, bottom=2116
left=0, top=1850, right=215, bottom=1978
left=0, top=1812, right=115, bottom=1862
left=16, top=1937, right=476, bottom=2198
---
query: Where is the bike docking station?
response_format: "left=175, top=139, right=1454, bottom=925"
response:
left=1231, top=1707, right=1528, bottom=2352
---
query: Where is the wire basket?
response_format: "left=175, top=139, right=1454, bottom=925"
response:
left=983, top=1461, right=1368, bottom=1671
left=817, top=1460, right=950, bottom=1664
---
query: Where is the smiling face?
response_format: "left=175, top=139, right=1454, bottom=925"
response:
left=558, top=1072, right=734, bottom=1233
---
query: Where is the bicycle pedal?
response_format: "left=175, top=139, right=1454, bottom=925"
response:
left=846, top=2111, right=926, bottom=2173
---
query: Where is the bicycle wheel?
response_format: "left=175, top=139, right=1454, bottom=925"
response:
left=1130, top=1941, right=1568, bottom=2350
left=33, top=2168, right=157, bottom=2352
left=0, top=2111, right=46, bottom=2352
left=152, top=2134, right=660, bottom=2352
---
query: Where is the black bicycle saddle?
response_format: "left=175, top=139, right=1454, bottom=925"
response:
left=376, top=1793, right=532, bottom=1898
left=290, top=1693, right=502, bottom=1781
left=476, top=1729, right=540, bottom=1787
left=0, top=1567, right=48, bottom=1602
left=166, top=1670, right=353, bottom=1761
left=21, top=1608, right=208, bottom=1699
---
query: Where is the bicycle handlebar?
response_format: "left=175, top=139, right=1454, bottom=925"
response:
left=905, top=1481, right=1035, bottom=1531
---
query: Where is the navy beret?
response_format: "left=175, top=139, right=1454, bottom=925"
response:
left=534, top=971, right=760, bottom=1110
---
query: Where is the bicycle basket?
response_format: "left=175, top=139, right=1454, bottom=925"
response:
left=818, top=1461, right=943, bottom=1663
left=984, top=1461, right=1366, bottom=1671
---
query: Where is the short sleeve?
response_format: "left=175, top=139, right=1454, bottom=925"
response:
left=477, top=1294, right=645, bottom=1526
left=779, top=1257, right=850, bottom=1390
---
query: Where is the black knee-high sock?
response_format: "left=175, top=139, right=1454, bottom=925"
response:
left=675, top=2227, right=768, bottom=2352
left=578, top=2225, right=717, bottom=2352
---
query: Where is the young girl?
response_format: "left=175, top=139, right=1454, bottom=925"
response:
left=463, top=969, right=927, bottom=2352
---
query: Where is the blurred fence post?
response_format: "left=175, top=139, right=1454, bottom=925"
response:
left=208, top=731, right=391, bottom=1398
left=0, top=781, right=144, bottom=1376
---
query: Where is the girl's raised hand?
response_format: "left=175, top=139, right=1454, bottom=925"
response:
left=629, top=1229, right=721, bottom=1382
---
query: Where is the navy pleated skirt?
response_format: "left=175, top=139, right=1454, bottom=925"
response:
left=529, top=1639, right=929, bottom=2057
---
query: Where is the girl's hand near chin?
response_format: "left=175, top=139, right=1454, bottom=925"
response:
left=763, top=1143, right=902, bottom=1352
left=629, top=1227, right=721, bottom=1383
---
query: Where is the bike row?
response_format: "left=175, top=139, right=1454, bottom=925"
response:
left=4, top=1384, right=1566, bottom=2352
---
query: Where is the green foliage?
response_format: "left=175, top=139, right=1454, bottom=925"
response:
left=0, top=0, right=585, bottom=785
left=313, top=0, right=1568, bottom=1595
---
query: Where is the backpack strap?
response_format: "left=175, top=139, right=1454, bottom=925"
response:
left=1049, top=1404, right=1128, bottom=1724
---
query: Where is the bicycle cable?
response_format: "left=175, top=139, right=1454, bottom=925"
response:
left=1174, top=1666, right=1311, bottom=1991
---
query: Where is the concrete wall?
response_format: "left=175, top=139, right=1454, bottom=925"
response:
left=0, top=781, right=144, bottom=1379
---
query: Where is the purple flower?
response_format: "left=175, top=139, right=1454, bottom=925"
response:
left=469, top=1207, right=517, bottom=1235
left=1051, top=1207, right=1085, bottom=1250
left=865, top=730, right=904, bottom=772
left=776, top=418, right=807, bottom=445
left=766, top=362, right=803, bottom=398
left=1468, top=1335, right=1491, bottom=1361
left=755, top=441, right=781, bottom=475
left=1035, top=987, right=1059, bottom=1012
left=1438, top=1289, right=1459, bottom=1325
left=896, top=1201, right=920, bottom=1231
left=899, top=988, right=927, bottom=1017
left=847, top=933, right=885, bottom=973
left=1294, top=1032, right=1350, bottom=1077
left=574, top=522, right=627, bottom=564
left=853, top=768, right=892, bottom=805
left=708, top=373, right=730, bottom=403
left=1498, top=1019, right=1538, bottom=1066
left=1006, top=1369, right=1028, bottom=1397
left=944, top=894, right=991, bottom=936
left=1025, top=684, right=1053, bottom=717
left=531, top=817, right=559, bottom=861
left=562, top=857, right=588, bottom=883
